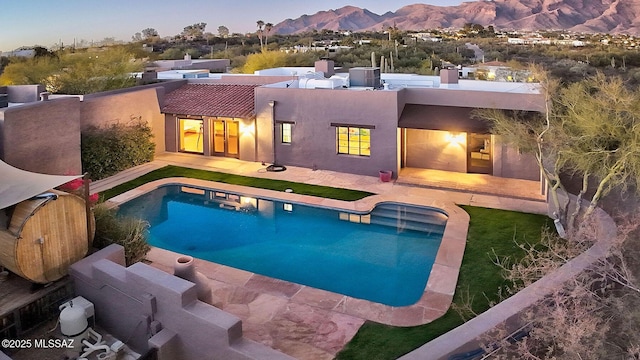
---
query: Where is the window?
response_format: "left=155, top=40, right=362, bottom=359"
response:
left=281, top=123, right=292, bottom=144
left=336, top=126, right=370, bottom=156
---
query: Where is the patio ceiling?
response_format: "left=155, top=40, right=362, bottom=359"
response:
left=399, top=104, right=491, bottom=133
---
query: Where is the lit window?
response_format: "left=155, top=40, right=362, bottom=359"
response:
left=337, top=126, right=370, bottom=156
left=282, top=123, right=292, bottom=143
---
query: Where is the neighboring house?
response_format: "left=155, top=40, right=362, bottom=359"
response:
left=150, top=54, right=230, bottom=73
left=0, top=49, right=36, bottom=58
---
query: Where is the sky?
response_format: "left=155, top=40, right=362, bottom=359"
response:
left=0, top=0, right=465, bottom=52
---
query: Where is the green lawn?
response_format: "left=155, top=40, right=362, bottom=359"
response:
left=100, top=165, right=374, bottom=201
left=335, top=206, right=553, bottom=360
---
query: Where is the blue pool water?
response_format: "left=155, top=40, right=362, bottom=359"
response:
left=118, top=185, right=447, bottom=306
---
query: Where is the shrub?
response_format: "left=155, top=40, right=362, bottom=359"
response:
left=81, top=120, right=155, bottom=180
left=93, top=204, right=150, bottom=266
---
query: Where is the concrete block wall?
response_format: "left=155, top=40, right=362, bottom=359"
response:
left=69, top=245, right=293, bottom=360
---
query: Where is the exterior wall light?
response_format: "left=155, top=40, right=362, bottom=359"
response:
left=240, top=122, right=254, bottom=136
left=446, top=132, right=465, bottom=145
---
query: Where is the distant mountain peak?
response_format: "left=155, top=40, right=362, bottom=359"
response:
left=272, top=1, right=640, bottom=35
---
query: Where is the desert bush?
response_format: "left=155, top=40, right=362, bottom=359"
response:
left=93, top=204, right=150, bottom=266
left=81, top=119, right=155, bottom=180
left=482, top=216, right=640, bottom=359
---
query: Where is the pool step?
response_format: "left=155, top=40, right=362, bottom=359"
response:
left=370, top=204, right=448, bottom=225
left=369, top=216, right=445, bottom=235
left=369, top=204, right=447, bottom=235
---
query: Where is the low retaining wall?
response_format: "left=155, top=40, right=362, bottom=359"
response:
left=70, top=244, right=294, bottom=360
left=399, top=204, right=617, bottom=360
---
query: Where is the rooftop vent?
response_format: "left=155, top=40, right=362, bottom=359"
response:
left=349, top=67, right=381, bottom=88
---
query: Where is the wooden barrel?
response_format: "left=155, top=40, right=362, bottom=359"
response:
left=0, top=190, right=90, bottom=283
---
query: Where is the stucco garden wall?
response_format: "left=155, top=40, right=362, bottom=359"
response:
left=81, top=87, right=166, bottom=153
left=0, top=97, right=82, bottom=174
left=400, top=197, right=617, bottom=360
left=70, top=244, right=294, bottom=360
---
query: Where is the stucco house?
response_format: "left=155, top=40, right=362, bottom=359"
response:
left=156, top=61, right=544, bottom=196
left=1, top=60, right=546, bottom=198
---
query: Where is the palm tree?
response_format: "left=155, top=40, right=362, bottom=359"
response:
left=256, top=20, right=265, bottom=50
left=265, top=23, right=273, bottom=47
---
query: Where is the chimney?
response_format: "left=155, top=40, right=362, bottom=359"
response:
left=440, top=68, right=459, bottom=85
left=40, top=92, right=51, bottom=101
left=315, top=59, right=335, bottom=78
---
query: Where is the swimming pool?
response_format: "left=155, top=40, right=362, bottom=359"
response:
left=118, top=184, right=448, bottom=306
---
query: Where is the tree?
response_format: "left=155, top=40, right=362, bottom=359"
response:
left=182, top=23, right=207, bottom=39
left=256, top=20, right=265, bottom=50
left=33, top=46, right=56, bottom=58
left=141, top=28, right=159, bottom=40
left=264, top=23, right=273, bottom=46
left=132, top=32, right=143, bottom=42
left=239, top=50, right=315, bottom=73
left=0, top=46, right=143, bottom=94
left=475, top=69, right=640, bottom=232
left=217, top=25, right=229, bottom=38
left=241, top=50, right=287, bottom=73
left=0, top=56, right=9, bottom=76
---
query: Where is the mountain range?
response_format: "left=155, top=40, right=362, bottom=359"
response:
left=272, top=0, right=640, bottom=35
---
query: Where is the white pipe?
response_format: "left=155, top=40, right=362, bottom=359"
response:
left=79, top=340, right=111, bottom=359
left=78, top=328, right=113, bottom=359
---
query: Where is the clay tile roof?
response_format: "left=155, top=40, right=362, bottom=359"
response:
left=162, top=84, right=259, bottom=118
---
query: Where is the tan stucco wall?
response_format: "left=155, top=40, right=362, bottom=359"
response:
left=400, top=87, right=545, bottom=112
left=492, top=136, right=540, bottom=181
left=81, top=88, right=166, bottom=153
left=0, top=98, right=81, bottom=174
left=238, top=117, right=257, bottom=161
left=255, top=87, right=400, bottom=177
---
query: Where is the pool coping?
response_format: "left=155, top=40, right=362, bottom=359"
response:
left=106, top=177, right=469, bottom=327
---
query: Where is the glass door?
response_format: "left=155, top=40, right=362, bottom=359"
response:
left=212, top=120, right=226, bottom=155
left=226, top=121, right=239, bottom=157
left=212, top=119, right=239, bottom=158
left=179, top=119, right=204, bottom=154
left=467, top=133, right=492, bottom=174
